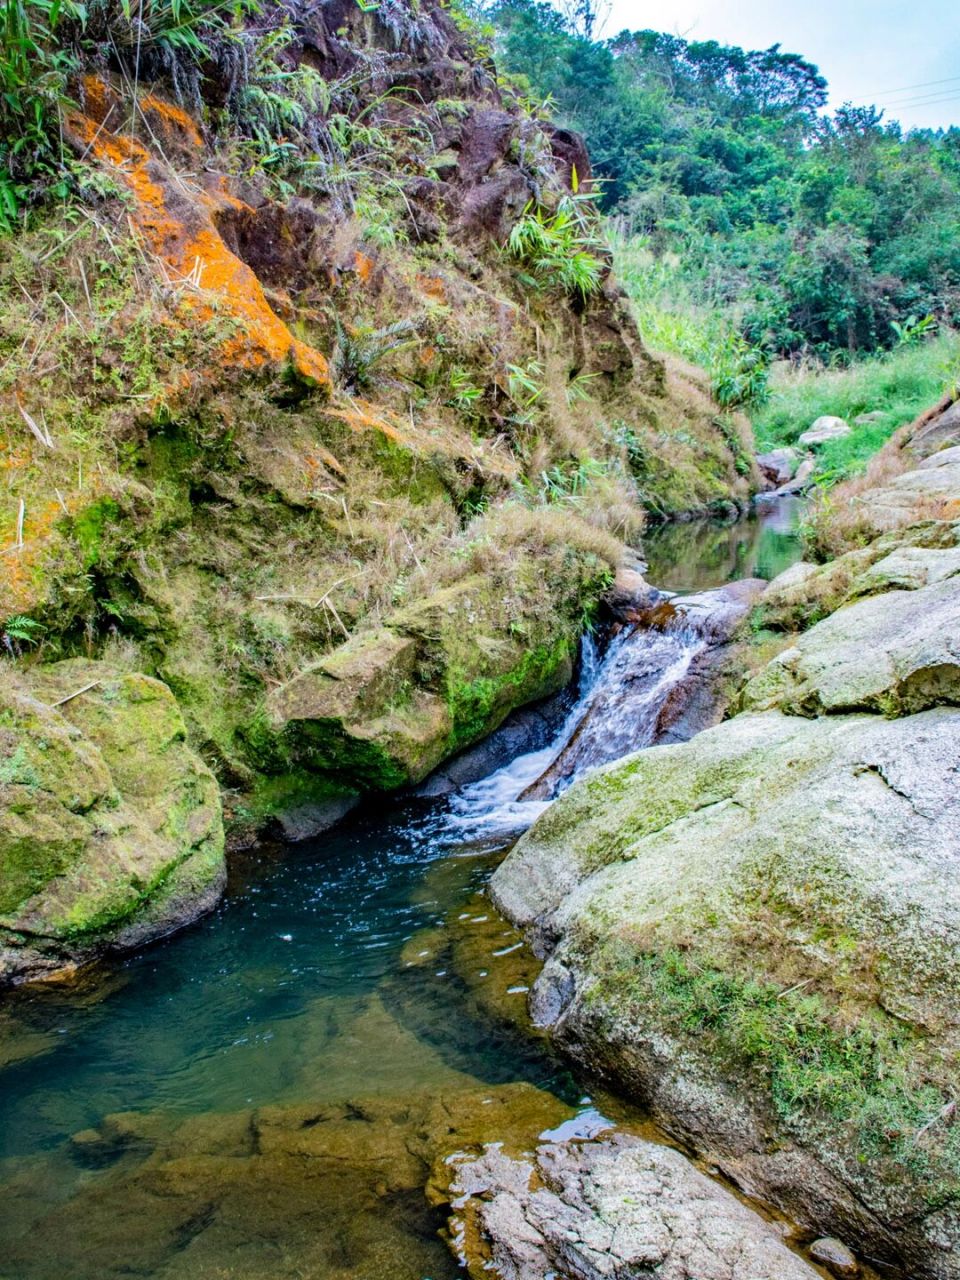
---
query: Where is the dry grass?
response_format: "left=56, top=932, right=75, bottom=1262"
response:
left=803, top=396, right=957, bottom=559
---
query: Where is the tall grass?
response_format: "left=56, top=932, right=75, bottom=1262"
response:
left=611, top=231, right=769, bottom=408
left=752, top=333, right=960, bottom=482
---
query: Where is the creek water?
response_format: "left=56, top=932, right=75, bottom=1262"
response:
left=0, top=499, right=802, bottom=1280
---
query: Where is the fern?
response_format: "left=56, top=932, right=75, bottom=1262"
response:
left=507, top=196, right=605, bottom=303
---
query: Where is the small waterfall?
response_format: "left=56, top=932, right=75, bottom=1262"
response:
left=440, top=621, right=705, bottom=841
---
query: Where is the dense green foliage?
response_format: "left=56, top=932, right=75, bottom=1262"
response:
left=486, top=0, right=960, bottom=363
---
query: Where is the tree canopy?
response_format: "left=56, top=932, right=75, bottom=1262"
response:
left=487, top=0, right=960, bottom=358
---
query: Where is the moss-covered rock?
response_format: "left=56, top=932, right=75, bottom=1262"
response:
left=741, top=575, right=960, bottom=716
left=268, top=543, right=609, bottom=790
left=0, top=661, right=224, bottom=983
left=490, top=707, right=960, bottom=1277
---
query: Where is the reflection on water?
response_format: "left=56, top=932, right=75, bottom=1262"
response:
left=0, top=811, right=581, bottom=1279
left=642, top=495, right=803, bottom=593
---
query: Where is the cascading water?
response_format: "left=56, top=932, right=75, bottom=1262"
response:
left=0, top=503, right=806, bottom=1280
left=438, top=619, right=706, bottom=841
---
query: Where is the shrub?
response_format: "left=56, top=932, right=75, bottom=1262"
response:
left=507, top=194, right=606, bottom=303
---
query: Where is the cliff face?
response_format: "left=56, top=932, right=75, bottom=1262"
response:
left=0, top=0, right=752, bottom=978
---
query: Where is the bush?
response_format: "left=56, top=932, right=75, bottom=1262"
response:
left=507, top=194, right=606, bottom=303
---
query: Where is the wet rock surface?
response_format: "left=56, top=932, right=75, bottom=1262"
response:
left=446, top=1133, right=821, bottom=1280
left=0, top=1083, right=571, bottom=1280
left=521, top=578, right=767, bottom=801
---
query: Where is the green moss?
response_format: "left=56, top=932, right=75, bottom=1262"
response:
left=68, top=498, right=119, bottom=569
left=594, top=947, right=960, bottom=1186
left=445, top=633, right=574, bottom=752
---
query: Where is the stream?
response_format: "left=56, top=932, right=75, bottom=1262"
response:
left=0, top=499, right=803, bottom=1280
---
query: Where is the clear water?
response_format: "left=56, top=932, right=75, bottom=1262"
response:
left=0, top=502, right=805, bottom=1280
left=642, top=494, right=803, bottom=592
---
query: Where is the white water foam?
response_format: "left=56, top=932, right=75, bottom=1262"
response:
left=439, top=622, right=704, bottom=842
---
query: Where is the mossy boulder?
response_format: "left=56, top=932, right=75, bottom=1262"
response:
left=491, top=707, right=960, bottom=1277
left=741, top=575, right=960, bottom=716
left=756, top=518, right=960, bottom=632
left=268, top=550, right=609, bottom=790
left=0, top=660, right=224, bottom=983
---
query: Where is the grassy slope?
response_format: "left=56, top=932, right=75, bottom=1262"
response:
left=752, top=334, right=960, bottom=482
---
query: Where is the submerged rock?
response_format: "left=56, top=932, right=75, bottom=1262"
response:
left=446, top=1133, right=820, bottom=1280
left=809, top=1236, right=861, bottom=1278
left=0, top=660, right=224, bottom=984
left=490, top=707, right=960, bottom=1277
left=0, top=1082, right=573, bottom=1280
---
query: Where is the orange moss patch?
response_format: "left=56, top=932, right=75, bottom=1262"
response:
left=325, top=397, right=405, bottom=443
left=305, top=446, right=347, bottom=481
left=354, top=251, right=374, bottom=285
left=416, top=273, right=447, bottom=303
left=139, top=93, right=204, bottom=150
left=65, top=87, right=330, bottom=392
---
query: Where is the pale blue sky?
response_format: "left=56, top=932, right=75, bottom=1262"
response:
left=605, top=0, right=960, bottom=130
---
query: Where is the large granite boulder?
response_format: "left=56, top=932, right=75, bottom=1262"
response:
left=447, top=1133, right=821, bottom=1280
left=0, top=660, right=225, bottom=983
left=741, top=575, right=960, bottom=715
left=490, top=707, right=960, bottom=1277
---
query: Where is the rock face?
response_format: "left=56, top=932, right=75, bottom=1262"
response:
left=447, top=1133, right=820, bottom=1280
left=490, top=706, right=960, bottom=1277
left=741, top=575, right=960, bottom=715
left=756, top=446, right=801, bottom=487
left=0, top=661, right=225, bottom=984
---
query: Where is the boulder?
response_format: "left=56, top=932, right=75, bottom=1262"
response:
left=853, top=411, right=887, bottom=426
left=446, top=1133, right=820, bottom=1280
left=490, top=707, right=960, bottom=1277
left=268, top=543, right=613, bottom=790
left=919, top=444, right=960, bottom=471
left=669, top=577, right=767, bottom=645
left=756, top=447, right=801, bottom=487
left=809, top=1237, right=861, bottom=1278
left=798, top=416, right=851, bottom=446
left=741, top=575, right=960, bottom=715
left=765, top=455, right=815, bottom=496
left=910, top=397, right=960, bottom=457
left=0, top=661, right=224, bottom=983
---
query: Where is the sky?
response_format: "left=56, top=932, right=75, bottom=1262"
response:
left=603, top=0, right=960, bottom=131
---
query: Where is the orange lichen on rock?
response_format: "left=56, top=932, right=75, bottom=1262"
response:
left=354, top=251, right=374, bottom=285
left=417, top=273, right=447, bottom=303
left=138, top=93, right=204, bottom=150
left=325, top=397, right=405, bottom=443
left=64, top=87, right=330, bottom=391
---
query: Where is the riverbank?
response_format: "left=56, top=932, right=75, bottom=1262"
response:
left=487, top=391, right=960, bottom=1278
left=0, top=503, right=812, bottom=1280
